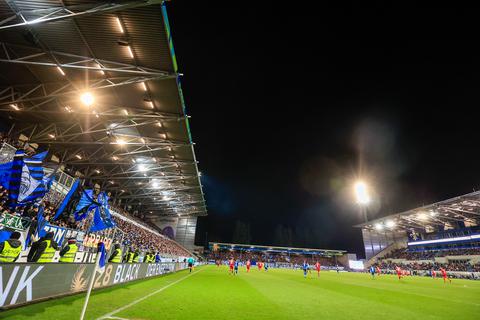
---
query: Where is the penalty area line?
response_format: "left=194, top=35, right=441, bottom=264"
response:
left=97, top=269, right=202, bottom=320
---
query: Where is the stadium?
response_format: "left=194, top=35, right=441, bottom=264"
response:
left=0, top=1, right=479, bottom=320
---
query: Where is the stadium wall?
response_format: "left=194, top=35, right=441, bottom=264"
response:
left=174, top=217, right=197, bottom=251
left=362, top=228, right=408, bottom=260
left=0, top=262, right=186, bottom=309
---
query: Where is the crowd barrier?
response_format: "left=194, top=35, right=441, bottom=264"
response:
left=0, top=261, right=187, bottom=309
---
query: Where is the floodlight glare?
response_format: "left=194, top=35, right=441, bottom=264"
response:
left=386, top=220, right=395, bottom=228
left=374, top=223, right=383, bottom=231
left=80, top=92, right=94, bottom=106
left=417, top=212, right=428, bottom=221
left=354, top=181, right=370, bottom=205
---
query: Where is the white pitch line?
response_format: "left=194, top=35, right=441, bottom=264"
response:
left=97, top=270, right=201, bottom=320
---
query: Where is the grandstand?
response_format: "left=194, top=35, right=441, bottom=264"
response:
left=207, top=242, right=348, bottom=269
left=0, top=0, right=203, bottom=310
left=1, top=1, right=480, bottom=320
left=356, top=191, right=480, bottom=279
left=0, top=0, right=206, bottom=251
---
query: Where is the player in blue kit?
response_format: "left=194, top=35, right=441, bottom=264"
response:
left=302, top=260, right=309, bottom=278
left=234, top=260, right=239, bottom=275
left=370, top=265, right=375, bottom=279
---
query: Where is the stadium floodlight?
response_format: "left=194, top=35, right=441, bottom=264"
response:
left=385, top=220, right=395, bottom=228
left=138, top=164, right=148, bottom=172
left=374, top=223, right=383, bottom=231
left=80, top=92, right=94, bottom=106
left=354, top=181, right=370, bottom=205
left=417, top=212, right=428, bottom=221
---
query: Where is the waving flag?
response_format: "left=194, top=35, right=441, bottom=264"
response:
left=0, top=161, right=13, bottom=187
left=1, top=150, right=50, bottom=208
left=6, top=149, right=25, bottom=207
left=74, top=189, right=99, bottom=221
left=54, top=179, right=81, bottom=220
left=36, top=205, right=47, bottom=238
left=89, top=191, right=115, bottom=232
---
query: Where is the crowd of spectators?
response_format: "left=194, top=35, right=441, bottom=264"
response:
left=377, top=246, right=480, bottom=275
left=383, top=247, right=480, bottom=260
left=207, top=250, right=340, bottom=267
left=0, top=186, right=190, bottom=258
left=378, top=261, right=480, bottom=273
left=113, top=216, right=189, bottom=257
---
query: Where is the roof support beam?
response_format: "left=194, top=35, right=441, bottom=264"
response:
left=0, top=0, right=164, bottom=31
left=0, top=42, right=172, bottom=76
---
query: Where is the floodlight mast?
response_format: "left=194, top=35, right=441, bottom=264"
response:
left=354, top=181, right=370, bottom=223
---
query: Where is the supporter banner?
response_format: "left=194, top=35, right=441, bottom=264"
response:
left=0, top=212, right=31, bottom=231
left=42, top=223, right=85, bottom=247
left=82, top=232, right=114, bottom=251
left=0, top=262, right=184, bottom=309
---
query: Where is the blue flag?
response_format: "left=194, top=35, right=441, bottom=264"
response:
left=54, top=179, right=80, bottom=220
left=4, top=150, right=50, bottom=208
left=96, top=242, right=106, bottom=274
left=36, top=205, right=47, bottom=239
left=90, top=206, right=116, bottom=232
left=0, top=161, right=13, bottom=188
left=7, top=149, right=25, bottom=207
left=89, top=192, right=115, bottom=232
left=74, top=189, right=99, bottom=221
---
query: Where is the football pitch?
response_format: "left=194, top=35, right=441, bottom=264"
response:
left=2, top=265, right=479, bottom=320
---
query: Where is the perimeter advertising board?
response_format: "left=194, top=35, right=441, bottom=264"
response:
left=0, top=262, right=184, bottom=309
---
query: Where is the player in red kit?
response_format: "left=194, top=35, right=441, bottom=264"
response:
left=258, top=262, right=263, bottom=271
left=440, top=267, right=451, bottom=283
left=375, top=266, right=381, bottom=276
left=229, top=258, right=234, bottom=275
left=431, top=269, right=436, bottom=279
left=246, top=259, right=251, bottom=273
left=395, top=266, right=402, bottom=280
left=315, top=261, right=321, bottom=277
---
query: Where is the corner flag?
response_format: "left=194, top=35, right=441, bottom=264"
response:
left=97, top=242, right=107, bottom=274
left=80, top=242, right=107, bottom=320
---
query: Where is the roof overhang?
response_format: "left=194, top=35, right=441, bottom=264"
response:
left=0, top=0, right=206, bottom=219
left=354, top=191, right=480, bottom=232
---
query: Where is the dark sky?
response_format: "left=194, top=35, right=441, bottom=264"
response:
left=167, top=2, right=480, bottom=256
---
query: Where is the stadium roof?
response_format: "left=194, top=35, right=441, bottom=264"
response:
left=355, top=191, right=480, bottom=232
left=209, top=242, right=346, bottom=256
left=0, top=0, right=206, bottom=219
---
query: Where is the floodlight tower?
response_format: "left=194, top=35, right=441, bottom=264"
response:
left=354, top=181, right=371, bottom=223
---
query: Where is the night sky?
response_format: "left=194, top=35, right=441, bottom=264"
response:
left=168, top=3, right=480, bottom=256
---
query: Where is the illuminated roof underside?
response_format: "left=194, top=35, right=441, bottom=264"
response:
left=0, top=0, right=206, bottom=220
left=355, top=191, right=480, bottom=232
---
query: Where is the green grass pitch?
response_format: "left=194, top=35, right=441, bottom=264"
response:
left=2, top=265, right=479, bottom=319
